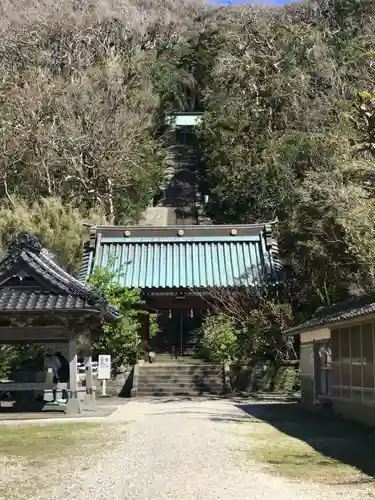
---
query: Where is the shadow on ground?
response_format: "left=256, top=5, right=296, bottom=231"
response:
left=232, top=402, right=375, bottom=481
left=0, top=396, right=128, bottom=421
left=140, top=395, right=229, bottom=404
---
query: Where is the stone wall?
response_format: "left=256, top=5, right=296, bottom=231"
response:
left=137, top=207, right=176, bottom=226
left=230, top=360, right=300, bottom=393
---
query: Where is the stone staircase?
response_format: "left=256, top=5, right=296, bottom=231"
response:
left=137, top=363, right=225, bottom=397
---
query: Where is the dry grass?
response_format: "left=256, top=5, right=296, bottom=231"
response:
left=0, top=422, right=123, bottom=500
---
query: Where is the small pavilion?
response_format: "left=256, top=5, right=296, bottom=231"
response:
left=0, top=233, right=118, bottom=414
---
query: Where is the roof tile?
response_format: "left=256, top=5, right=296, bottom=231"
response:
left=0, top=287, right=86, bottom=312
left=286, top=292, right=375, bottom=334
left=0, top=233, right=119, bottom=319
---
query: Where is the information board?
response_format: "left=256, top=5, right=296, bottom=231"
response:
left=98, top=355, right=111, bottom=380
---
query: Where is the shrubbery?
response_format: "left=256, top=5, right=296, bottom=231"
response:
left=199, top=314, right=239, bottom=362
left=88, top=265, right=158, bottom=369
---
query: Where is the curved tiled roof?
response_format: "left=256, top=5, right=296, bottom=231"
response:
left=286, top=292, right=375, bottom=335
left=0, top=287, right=87, bottom=311
left=0, top=233, right=119, bottom=320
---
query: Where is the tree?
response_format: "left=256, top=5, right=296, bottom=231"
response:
left=0, top=197, right=103, bottom=273
left=187, top=1, right=375, bottom=324
left=199, top=286, right=293, bottom=361
left=0, top=0, right=208, bottom=225
left=0, top=35, right=165, bottom=223
left=88, top=265, right=158, bottom=368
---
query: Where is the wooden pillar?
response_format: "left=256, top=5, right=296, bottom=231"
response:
left=66, top=335, right=81, bottom=415
left=143, top=314, right=150, bottom=350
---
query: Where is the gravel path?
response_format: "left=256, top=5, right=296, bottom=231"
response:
left=43, top=399, right=373, bottom=500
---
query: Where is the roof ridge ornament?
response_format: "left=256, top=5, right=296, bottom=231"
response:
left=9, top=232, right=43, bottom=255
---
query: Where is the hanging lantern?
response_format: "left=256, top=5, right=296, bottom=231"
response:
left=168, top=309, right=172, bottom=319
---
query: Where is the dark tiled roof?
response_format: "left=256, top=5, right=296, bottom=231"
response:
left=286, top=292, right=375, bottom=335
left=0, top=233, right=119, bottom=319
left=0, top=287, right=87, bottom=311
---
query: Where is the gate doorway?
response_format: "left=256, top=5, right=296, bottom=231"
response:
left=151, top=309, right=204, bottom=357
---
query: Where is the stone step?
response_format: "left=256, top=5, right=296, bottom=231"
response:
left=139, top=373, right=224, bottom=382
left=138, top=388, right=223, bottom=395
left=139, top=378, right=223, bottom=384
left=137, top=389, right=223, bottom=397
left=139, top=377, right=223, bottom=384
left=138, top=381, right=223, bottom=390
left=137, top=363, right=225, bottom=397
left=137, top=391, right=221, bottom=397
left=140, top=376, right=223, bottom=381
left=138, top=385, right=223, bottom=393
left=140, top=363, right=221, bottom=367
left=139, top=365, right=221, bottom=369
left=139, top=369, right=223, bottom=376
left=138, top=377, right=219, bottom=383
left=138, top=380, right=223, bottom=387
left=139, top=373, right=223, bottom=380
left=139, top=367, right=222, bottom=371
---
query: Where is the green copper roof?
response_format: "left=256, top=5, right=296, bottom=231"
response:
left=81, top=228, right=281, bottom=289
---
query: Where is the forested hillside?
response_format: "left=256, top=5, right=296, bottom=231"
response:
left=0, top=0, right=374, bottom=323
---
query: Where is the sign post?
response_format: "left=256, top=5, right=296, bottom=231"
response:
left=98, top=355, right=111, bottom=397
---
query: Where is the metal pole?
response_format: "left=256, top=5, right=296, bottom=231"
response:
left=102, top=378, right=107, bottom=397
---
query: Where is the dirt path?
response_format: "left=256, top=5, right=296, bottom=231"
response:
left=29, top=398, right=374, bottom=500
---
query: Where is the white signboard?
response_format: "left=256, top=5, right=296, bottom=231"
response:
left=98, top=355, right=111, bottom=380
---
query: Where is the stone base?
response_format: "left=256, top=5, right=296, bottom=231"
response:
left=65, top=397, right=81, bottom=415
left=83, top=392, right=96, bottom=411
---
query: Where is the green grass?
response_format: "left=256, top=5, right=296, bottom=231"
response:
left=0, top=422, right=100, bottom=459
left=250, top=424, right=362, bottom=483
left=243, top=404, right=375, bottom=486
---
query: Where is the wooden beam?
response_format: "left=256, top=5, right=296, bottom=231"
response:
left=0, top=327, right=70, bottom=343
left=144, top=296, right=211, bottom=310
left=0, top=383, right=53, bottom=391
